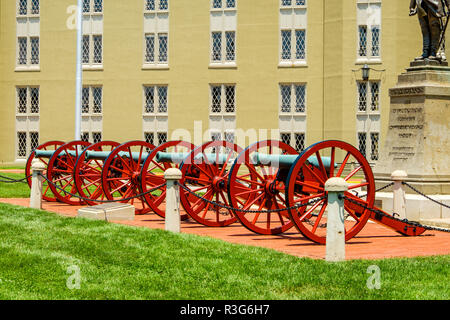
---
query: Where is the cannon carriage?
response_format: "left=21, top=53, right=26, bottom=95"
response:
left=25, top=138, right=427, bottom=244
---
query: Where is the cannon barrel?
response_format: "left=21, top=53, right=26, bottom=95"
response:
left=34, top=150, right=77, bottom=158
left=156, top=152, right=229, bottom=164
left=252, top=153, right=336, bottom=169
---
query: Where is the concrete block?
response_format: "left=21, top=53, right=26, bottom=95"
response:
left=77, top=203, right=135, bottom=221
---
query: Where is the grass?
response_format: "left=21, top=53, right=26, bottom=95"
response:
left=0, top=172, right=31, bottom=198
left=0, top=203, right=448, bottom=300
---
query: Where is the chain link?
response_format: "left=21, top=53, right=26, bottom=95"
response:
left=39, top=173, right=166, bottom=204
left=178, top=183, right=326, bottom=214
left=0, top=173, right=30, bottom=184
left=402, top=182, right=450, bottom=209
left=343, top=195, right=450, bottom=233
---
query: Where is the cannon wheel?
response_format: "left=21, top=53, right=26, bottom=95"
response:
left=227, top=140, right=298, bottom=235
left=140, top=140, right=195, bottom=220
left=179, top=140, right=242, bottom=227
left=285, top=140, right=375, bottom=244
left=25, top=140, right=65, bottom=202
left=46, top=140, right=91, bottom=205
left=74, top=141, right=120, bottom=206
left=101, top=140, right=155, bottom=215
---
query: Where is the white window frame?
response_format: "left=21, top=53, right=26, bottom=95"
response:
left=279, top=0, right=307, bottom=67
left=210, top=0, right=237, bottom=68
left=356, top=0, right=382, bottom=63
left=356, top=80, right=380, bottom=115
left=279, top=83, right=307, bottom=115
left=16, top=0, right=40, bottom=71
left=209, top=84, right=236, bottom=116
left=143, top=0, right=169, bottom=69
left=143, top=85, right=169, bottom=115
left=15, top=85, right=40, bottom=160
left=82, top=0, right=103, bottom=70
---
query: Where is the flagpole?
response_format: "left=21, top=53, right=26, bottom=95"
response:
left=75, top=0, right=83, bottom=141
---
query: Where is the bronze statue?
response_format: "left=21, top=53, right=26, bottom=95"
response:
left=410, top=0, right=450, bottom=61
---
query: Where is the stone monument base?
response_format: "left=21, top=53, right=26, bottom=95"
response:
left=373, top=60, right=450, bottom=196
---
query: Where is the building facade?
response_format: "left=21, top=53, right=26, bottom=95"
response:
left=0, top=0, right=433, bottom=164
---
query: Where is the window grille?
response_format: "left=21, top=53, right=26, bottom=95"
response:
left=92, top=132, right=102, bottom=144
left=358, top=132, right=367, bottom=158
left=92, top=87, right=102, bottom=113
left=30, top=132, right=39, bottom=152
left=281, top=30, right=291, bottom=60
left=370, top=133, right=379, bottom=161
left=213, top=0, right=222, bottom=9
left=82, top=36, right=90, bottom=63
left=143, top=86, right=168, bottom=114
left=144, top=132, right=155, bottom=152
left=224, top=132, right=234, bottom=144
left=295, top=85, right=306, bottom=113
left=357, top=82, right=367, bottom=112
left=93, top=0, right=103, bottom=13
left=358, top=26, right=367, bottom=57
left=83, top=0, right=90, bottom=13
left=18, top=37, right=27, bottom=65
left=225, top=86, right=235, bottom=113
left=30, top=87, right=39, bottom=113
left=31, top=0, right=39, bottom=15
left=294, top=133, right=305, bottom=152
left=281, top=133, right=291, bottom=146
left=371, top=26, right=380, bottom=57
left=17, top=132, right=27, bottom=158
left=157, top=132, right=168, bottom=145
left=211, top=32, right=222, bottom=62
left=144, top=86, right=155, bottom=113
left=158, top=34, right=168, bottom=62
left=295, top=30, right=306, bottom=60
left=280, top=85, right=291, bottom=113
left=370, top=82, right=380, bottom=111
left=145, top=35, right=155, bottom=62
left=225, top=31, right=235, bottom=61
left=82, top=88, right=90, bottom=113
left=211, top=86, right=222, bottom=113
left=81, top=132, right=90, bottom=143
left=159, top=0, right=169, bottom=10
left=158, top=86, right=168, bottom=113
left=30, top=37, right=39, bottom=65
left=17, top=88, right=27, bottom=114
left=93, top=35, right=103, bottom=64
left=146, top=0, right=155, bottom=11
left=226, top=0, right=236, bottom=8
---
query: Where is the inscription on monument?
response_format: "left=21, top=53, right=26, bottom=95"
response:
left=389, top=87, right=425, bottom=96
left=387, top=105, right=424, bottom=161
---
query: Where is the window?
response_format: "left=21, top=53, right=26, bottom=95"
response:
left=82, top=86, right=103, bottom=114
left=15, top=86, right=40, bottom=159
left=279, top=0, right=307, bottom=66
left=144, top=85, right=168, bottom=114
left=210, top=0, right=237, bottom=66
left=144, top=1, right=169, bottom=67
left=280, top=132, right=305, bottom=152
left=81, top=132, right=102, bottom=144
left=356, top=79, right=380, bottom=162
left=357, top=0, right=381, bottom=61
left=357, top=81, right=380, bottom=113
left=16, top=86, right=39, bottom=115
left=144, top=131, right=168, bottom=148
left=83, top=0, right=103, bottom=69
left=210, top=85, right=235, bottom=114
left=280, top=84, right=306, bottom=114
left=16, top=0, right=40, bottom=70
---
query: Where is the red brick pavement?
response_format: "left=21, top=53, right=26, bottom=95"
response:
left=1, top=198, right=449, bottom=260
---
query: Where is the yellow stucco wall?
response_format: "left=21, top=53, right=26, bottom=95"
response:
left=0, top=0, right=441, bottom=164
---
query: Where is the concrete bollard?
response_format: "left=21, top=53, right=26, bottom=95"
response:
left=164, top=168, right=182, bottom=233
left=29, top=159, right=46, bottom=209
left=391, top=170, right=407, bottom=220
left=325, top=177, right=348, bottom=262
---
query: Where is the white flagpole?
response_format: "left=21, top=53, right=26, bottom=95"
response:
left=74, top=0, right=83, bottom=141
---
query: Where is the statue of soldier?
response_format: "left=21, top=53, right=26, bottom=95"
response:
left=409, top=0, right=450, bottom=61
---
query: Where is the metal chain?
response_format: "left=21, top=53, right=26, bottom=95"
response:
left=343, top=195, right=450, bottom=233
left=0, top=174, right=30, bottom=184
left=402, top=182, right=450, bottom=209
left=39, top=173, right=166, bottom=204
left=356, top=182, right=394, bottom=199
left=178, top=183, right=326, bottom=214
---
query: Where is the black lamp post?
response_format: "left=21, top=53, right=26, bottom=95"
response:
left=362, top=64, right=370, bottom=81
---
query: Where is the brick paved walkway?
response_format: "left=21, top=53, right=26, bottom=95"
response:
left=1, top=198, right=449, bottom=260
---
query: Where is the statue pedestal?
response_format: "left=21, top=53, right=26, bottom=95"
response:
left=373, top=60, right=450, bottom=221
left=374, top=60, right=450, bottom=194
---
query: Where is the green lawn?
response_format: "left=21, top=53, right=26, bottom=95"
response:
left=0, top=172, right=30, bottom=198
left=0, top=203, right=448, bottom=300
